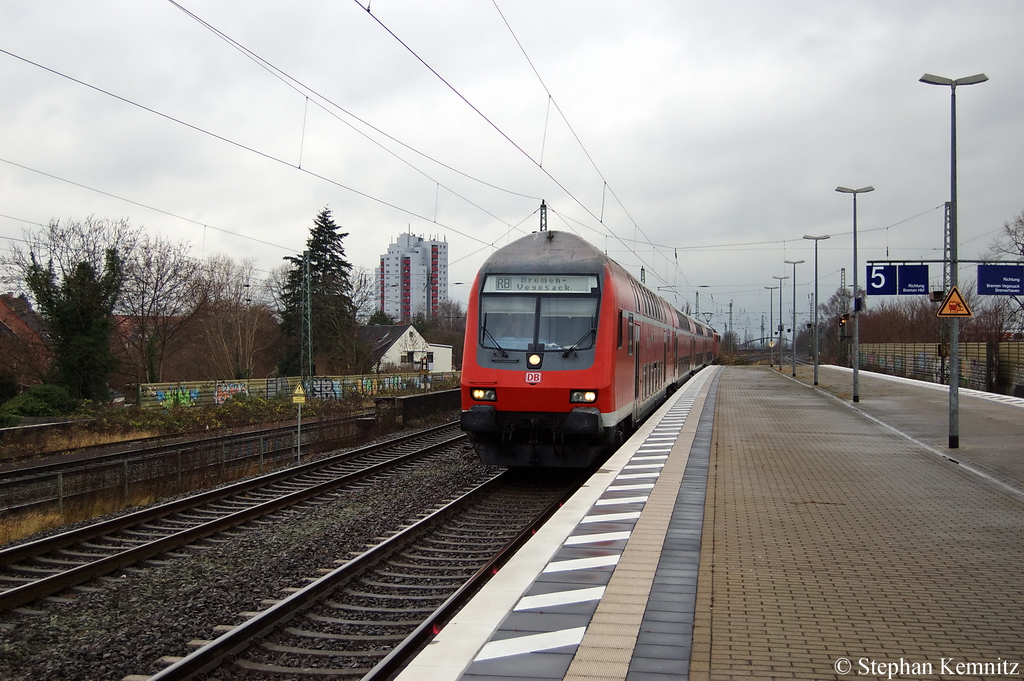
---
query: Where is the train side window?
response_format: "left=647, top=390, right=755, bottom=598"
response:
left=618, top=310, right=625, bottom=349
left=627, top=313, right=634, bottom=356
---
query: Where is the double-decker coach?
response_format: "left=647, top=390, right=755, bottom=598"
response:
left=460, top=230, right=716, bottom=468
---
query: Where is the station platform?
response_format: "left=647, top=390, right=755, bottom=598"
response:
left=396, top=365, right=1024, bottom=681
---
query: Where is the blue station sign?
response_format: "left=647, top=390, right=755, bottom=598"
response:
left=897, top=265, right=929, bottom=295
left=866, top=264, right=929, bottom=296
left=977, top=264, right=1024, bottom=295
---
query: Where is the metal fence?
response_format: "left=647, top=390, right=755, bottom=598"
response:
left=0, top=417, right=358, bottom=520
left=1, top=390, right=463, bottom=523
left=860, top=342, right=1024, bottom=396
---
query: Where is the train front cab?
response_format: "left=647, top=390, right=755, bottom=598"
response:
left=460, top=269, right=620, bottom=468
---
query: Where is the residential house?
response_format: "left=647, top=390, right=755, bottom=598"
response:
left=358, top=324, right=453, bottom=373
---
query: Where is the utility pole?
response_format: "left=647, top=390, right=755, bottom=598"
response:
left=300, top=250, right=313, bottom=385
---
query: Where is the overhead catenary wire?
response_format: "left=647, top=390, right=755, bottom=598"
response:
left=166, top=0, right=541, bottom=211
left=0, top=47, right=515, bottom=255
left=355, top=0, right=669, bottom=285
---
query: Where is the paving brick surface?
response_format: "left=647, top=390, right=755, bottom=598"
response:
left=691, top=367, right=1024, bottom=680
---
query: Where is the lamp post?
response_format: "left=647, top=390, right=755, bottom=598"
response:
left=772, top=275, right=788, bottom=370
left=765, top=286, right=778, bottom=368
left=835, top=185, right=874, bottom=402
left=803, top=235, right=830, bottom=385
left=920, top=72, right=988, bottom=449
left=784, top=260, right=804, bottom=377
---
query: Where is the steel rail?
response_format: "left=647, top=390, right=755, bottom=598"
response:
left=362, top=477, right=577, bottom=680
left=0, top=422, right=457, bottom=567
left=147, top=470, right=576, bottom=681
left=0, top=412, right=373, bottom=479
left=0, top=424, right=463, bottom=612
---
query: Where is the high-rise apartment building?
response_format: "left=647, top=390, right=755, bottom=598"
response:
left=378, top=233, right=448, bottom=323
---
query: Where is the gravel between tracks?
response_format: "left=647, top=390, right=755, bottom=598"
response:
left=0, top=443, right=496, bottom=681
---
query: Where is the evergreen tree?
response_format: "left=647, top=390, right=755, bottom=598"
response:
left=25, top=248, right=124, bottom=400
left=367, top=309, right=396, bottom=326
left=279, top=208, right=358, bottom=375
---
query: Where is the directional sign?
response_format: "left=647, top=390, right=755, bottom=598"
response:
left=978, top=264, right=1024, bottom=295
left=897, top=265, right=929, bottom=295
left=866, top=265, right=897, bottom=295
left=867, top=264, right=930, bottom=295
left=936, top=286, right=973, bottom=318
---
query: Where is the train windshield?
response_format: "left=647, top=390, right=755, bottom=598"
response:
left=480, top=295, right=598, bottom=352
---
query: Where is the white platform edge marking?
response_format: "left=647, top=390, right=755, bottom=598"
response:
left=393, top=367, right=718, bottom=681
left=514, top=586, right=607, bottom=612
left=563, top=531, right=632, bottom=545
left=475, top=627, right=588, bottom=662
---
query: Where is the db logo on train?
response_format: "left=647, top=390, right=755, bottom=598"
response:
left=525, top=372, right=542, bottom=385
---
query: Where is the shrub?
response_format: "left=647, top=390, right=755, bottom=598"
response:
left=0, top=384, right=79, bottom=418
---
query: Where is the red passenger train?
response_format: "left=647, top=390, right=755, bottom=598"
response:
left=460, top=230, right=718, bottom=468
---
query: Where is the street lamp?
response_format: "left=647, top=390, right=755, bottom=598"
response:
left=772, top=275, right=789, bottom=370
left=803, top=235, right=830, bottom=385
left=784, top=260, right=804, bottom=377
left=835, top=185, right=874, bottom=402
left=764, top=286, right=778, bottom=368
left=920, top=72, right=988, bottom=449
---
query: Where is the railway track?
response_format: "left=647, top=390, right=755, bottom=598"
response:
left=142, top=469, right=579, bottom=680
left=0, top=412, right=379, bottom=521
left=0, top=423, right=464, bottom=613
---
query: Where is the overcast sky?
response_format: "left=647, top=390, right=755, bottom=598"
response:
left=2, top=1, right=1021, bottom=339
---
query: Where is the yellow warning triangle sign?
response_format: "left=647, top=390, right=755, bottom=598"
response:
left=293, top=383, right=305, bottom=396
left=936, top=286, right=973, bottom=318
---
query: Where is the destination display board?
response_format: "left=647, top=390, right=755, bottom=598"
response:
left=897, top=264, right=929, bottom=295
left=977, top=264, right=1024, bottom=295
left=483, top=274, right=598, bottom=293
left=866, top=264, right=929, bottom=296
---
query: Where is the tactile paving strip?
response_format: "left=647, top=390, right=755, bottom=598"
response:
left=461, top=369, right=717, bottom=680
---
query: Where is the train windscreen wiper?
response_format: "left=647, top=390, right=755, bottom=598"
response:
left=562, top=327, right=596, bottom=357
left=481, top=326, right=508, bottom=357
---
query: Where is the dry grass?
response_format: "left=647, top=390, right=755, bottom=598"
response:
left=0, top=493, right=160, bottom=546
left=0, top=511, right=66, bottom=545
left=42, top=429, right=161, bottom=453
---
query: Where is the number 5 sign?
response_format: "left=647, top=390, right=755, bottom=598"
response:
left=866, top=265, right=897, bottom=295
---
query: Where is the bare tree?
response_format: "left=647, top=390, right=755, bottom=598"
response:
left=1, top=217, right=139, bottom=292
left=1, top=218, right=217, bottom=387
left=117, top=233, right=206, bottom=383
left=349, top=265, right=379, bottom=323
left=987, top=209, right=1024, bottom=334
left=195, top=255, right=280, bottom=380
left=418, top=298, right=466, bottom=369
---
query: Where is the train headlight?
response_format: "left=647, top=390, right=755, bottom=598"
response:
left=528, top=354, right=542, bottom=368
left=471, top=388, right=497, bottom=401
left=569, top=390, right=598, bottom=403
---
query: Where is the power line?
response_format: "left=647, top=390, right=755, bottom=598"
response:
left=491, top=1, right=653, bottom=244
left=0, top=157, right=291, bottom=251
left=0, top=47, right=507, bottom=253
left=166, top=0, right=542, bottom=223
left=355, top=1, right=661, bottom=279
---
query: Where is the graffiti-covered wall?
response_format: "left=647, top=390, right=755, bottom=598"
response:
left=860, top=342, right=1024, bottom=396
left=138, top=373, right=460, bottom=408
